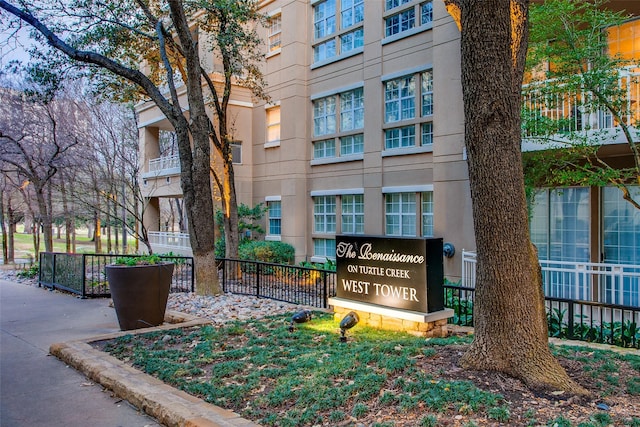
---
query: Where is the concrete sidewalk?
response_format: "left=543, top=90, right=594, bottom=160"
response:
left=0, top=279, right=162, bottom=427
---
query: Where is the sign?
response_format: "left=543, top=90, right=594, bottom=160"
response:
left=336, top=235, right=444, bottom=313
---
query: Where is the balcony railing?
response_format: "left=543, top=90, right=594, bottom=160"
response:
left=142, top=154, right=181, bottom=178
left=521, top=67, right=639, bottom=144
left=148, top=231, right=192, bottom=256
left=462, top=250, right=640, bottom=307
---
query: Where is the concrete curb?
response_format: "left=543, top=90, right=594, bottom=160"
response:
left=49, top=310, right=262, bottom=427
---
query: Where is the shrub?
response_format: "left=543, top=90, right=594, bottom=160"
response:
left=238, top=240, right=295, bottom=264
left=17, top=264, right=39, bottom=279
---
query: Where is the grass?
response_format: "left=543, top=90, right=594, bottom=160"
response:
left=96, top=312, right=640, bottom=427
left=9, top=230, right=137, bottom=259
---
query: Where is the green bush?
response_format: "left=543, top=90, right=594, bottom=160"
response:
left=17, top=264, right=39, bottom=279
left=238, top=240, right=295, bottom=264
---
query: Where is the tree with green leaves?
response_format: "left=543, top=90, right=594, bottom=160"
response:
left=0, top=0, right=269, bottom=294
left=523, top=0, right=639, bottom=209
left=443, top=0, right=588, bottom=394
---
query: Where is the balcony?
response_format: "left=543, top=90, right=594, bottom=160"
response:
left=462, top=250, right=640, bottom=307
left=141, top=154, right=181, bottom=178
left=148, top=231, right=192, bottom=256
left=521, top=67, right=639, bottom=151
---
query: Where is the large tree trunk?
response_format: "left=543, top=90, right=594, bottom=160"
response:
left=35, top=183, right=53, bottom=253
left=7, top=197, right=15, bottom=262
left=452, top=0, right=588, bottom=394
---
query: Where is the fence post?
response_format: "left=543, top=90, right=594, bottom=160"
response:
left=191, top=258, right=195, bottom=292
left=322, top=271, right=327, bottom=308
left=567, top=302, right=574, bottom=340
left=222, top=259, right=226, bottom=293
left=52, top=253, right=57, bottom=291
left=256, top=262, right=261, bottom=298
left=81, top=254, right=87, bottom=299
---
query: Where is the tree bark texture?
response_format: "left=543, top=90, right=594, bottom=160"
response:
left=455, top=0, right=587, bottom=394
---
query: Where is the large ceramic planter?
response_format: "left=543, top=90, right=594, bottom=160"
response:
left=105, top=263, right=174, bottom=331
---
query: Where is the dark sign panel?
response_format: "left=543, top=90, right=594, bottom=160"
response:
left=336, top=235, right=444, bottom=313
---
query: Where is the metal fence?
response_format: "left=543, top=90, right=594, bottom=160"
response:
left=39, top=252, right=194, bottom=298
left=217, top=258, right=337, bottom=308
left=444, top=282, right=640, bottom=349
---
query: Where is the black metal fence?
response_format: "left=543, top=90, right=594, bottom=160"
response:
left=39, top=252, right=194, bottom=298
left=445, top=283, right=640, bottom=349
left=218, top=258, right=337, bottom=308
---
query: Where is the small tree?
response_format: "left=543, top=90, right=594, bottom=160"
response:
left=523, top=0, right=639, bottom=208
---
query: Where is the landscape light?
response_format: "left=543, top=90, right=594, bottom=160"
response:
left=289, top=310, right=312, bottom=332
left=339, top=311, right=359, bottom=342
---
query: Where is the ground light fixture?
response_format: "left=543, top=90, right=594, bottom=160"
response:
left=339, top=311, right=359, bottom=342
left=289, top=309, right=312, bottom=332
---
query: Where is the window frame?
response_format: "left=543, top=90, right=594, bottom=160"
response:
left=267, top=200, right=282, bottom=237
left=265, top=105, right=281, bottom=148
left=341, top=194, right=364, bottom=234
left=312, top=0, right=364, bottom=67
left=313, top=195, right=337, bottom=234
left=267, top=13, right=282, bottom=53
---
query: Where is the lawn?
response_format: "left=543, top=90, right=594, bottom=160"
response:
left=9, top=230, right=137, bottom=259
left=94, top=312, right=640, bottom=427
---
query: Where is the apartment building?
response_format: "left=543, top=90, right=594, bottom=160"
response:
left=137, top=0, right=638, bottom=284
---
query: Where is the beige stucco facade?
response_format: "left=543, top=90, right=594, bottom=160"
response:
left=137, top=1, right=638, bottom=281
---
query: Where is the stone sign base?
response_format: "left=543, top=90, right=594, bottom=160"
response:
left=329, top=297, right=454, bottom=338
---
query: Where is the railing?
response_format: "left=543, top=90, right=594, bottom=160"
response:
left=148, top=231, right=191, bottom=250
left=39, top=252, right=194, bottom=298
left=148, top=154, right=180, bottom=173
left=521, top=67, right=640, bottom=137
left=445, top=282, right=640, bottom=349
left=217, top=258, right=337, bottom=308
left=462, top=250, right=640, bottom=307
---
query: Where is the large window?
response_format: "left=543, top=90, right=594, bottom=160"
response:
left=421, top=191, right=433, bottom=237
left=231, top=141, right=242, bottom=164
left=340, top=88, right=364, bottom=131
left=341, top=0, right=364, bottom=28
left=314, top=196, right=336, bottom=233
left=383, top=71, right=433, bottom=151
left=384, top=0, right=433, bottom=40
left=266, top=106, right=280, bottom=146
left=312, top=88, right=364, bottom=161
left=267, top=201, right=281, bottom=236
left=313, top=96, right=337, bottom=136
left=385, top=75, right=415, bottom=123
left=385, top=191, right=433, bottom=236
left=341, top=194, right=364, bottom=234
left=313, top=0, right=364, bottom=65
left=603, top=186, right=640, bottom=265
left=267, top=14, right=281, bottom=52
left=385, top=193, right=416, bottom=236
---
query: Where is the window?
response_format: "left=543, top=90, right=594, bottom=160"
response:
left=314, top=196, right=336, bottom=233
left=385, top=7, right=415, bottom=37
left=313, top=0, right=364, bottom=65
left=314, top=40, right=337, bottom=62
left=385, top=75, right=415, bottom=123
left=312, top=88, right=364, bottom=161
left=383, top=70, right=433, bottom=152
left=314, top=0, right=336, bottom=40
left=313, top=96, right=336, bottom=136
left=384, top=0, right=433, bottom=41
left=341, top=134, right=364, bottom=156
left=421, top=122, right=433, bottom=146
left=314, top=238, right=336, bottom=259
left=231, top=141, right=242, bottom=164
left=341, top=0, right=364, bottom=29
left=603, top=186, right=640, bottom=265
left=268, top=14, right=281, bottom=52
left=314, top=139, right=336, bottom=159
left=340, top=28, right=364, bottom=54
left=340, top=88, right=364, bottom=131
left=342, top=194, right=364, bottom=234
left=266, top=106, right=280, bottom=146
left=385, top=126, right=415, bottom=149
left=421, top=191, right=433, bottom=237
left=385, top=193, right=416, bottom=236
left=420, top=1, right=433, bottom=25
left=267, top=201, right=281, bottom=236
left=421, top=70, right=433, bottom=116
left=386, top=0, right=412, bottom=10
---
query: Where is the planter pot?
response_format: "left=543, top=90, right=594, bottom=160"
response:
left=105, top=263, right=174, bottom=331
